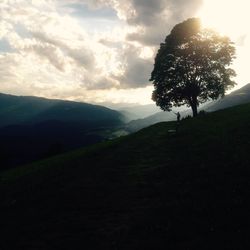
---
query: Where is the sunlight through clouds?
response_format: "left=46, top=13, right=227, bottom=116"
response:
left=199, top=0, right=249, bottom=39
left=1, top=0, right=249, bottom=105
left=198, top=0, right=250, bottom=89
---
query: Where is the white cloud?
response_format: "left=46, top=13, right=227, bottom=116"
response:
left=0, top=0, right=211, bottom=104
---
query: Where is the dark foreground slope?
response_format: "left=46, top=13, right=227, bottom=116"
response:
left=1, top=103, right=250, bottom=249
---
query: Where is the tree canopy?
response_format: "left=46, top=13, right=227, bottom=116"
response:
left=150, top=18, right=236, bottom=117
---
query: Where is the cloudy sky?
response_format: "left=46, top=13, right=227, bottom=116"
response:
left=0, top=0, right=249, bottom=105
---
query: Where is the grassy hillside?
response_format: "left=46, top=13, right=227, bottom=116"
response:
left=1, top=103, right=250, bottom=249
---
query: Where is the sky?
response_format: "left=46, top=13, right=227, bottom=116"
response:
left=0, top=0, right=249, bottom=105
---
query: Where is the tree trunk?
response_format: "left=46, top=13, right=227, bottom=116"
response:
left=189, top=96, right=198, bottom=117
left=191, top=103, right=198, bottom=117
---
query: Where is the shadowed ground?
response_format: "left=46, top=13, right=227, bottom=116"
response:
left=1, top=103, right=250, bottom=249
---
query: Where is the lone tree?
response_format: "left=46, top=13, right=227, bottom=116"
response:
left=150, top=18, right=236, bottom=117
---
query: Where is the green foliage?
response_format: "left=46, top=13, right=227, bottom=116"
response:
left=150, top=18, right=236, bottom=116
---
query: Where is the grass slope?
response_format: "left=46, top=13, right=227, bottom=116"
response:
left=1, top=103, right=250, bottom=249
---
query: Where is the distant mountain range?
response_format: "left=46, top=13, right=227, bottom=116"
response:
left=0, top=93, right=124, bottom=128
left=118, top=104, right=162, bottom=121
left=205, top=83, right=250, bottom=111
left=97, top=102, right=162, bottom=122
left=0, top=93, right=125, bottom=168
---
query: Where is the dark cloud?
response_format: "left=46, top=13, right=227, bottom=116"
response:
left=98, top=38, right=122, bottom=49
left=115, top=45, right=153, bottom=88
left=31, top=31, right=95, bottom=70
left=127, top=26, right=166, bottom=46
left=25, top=43, right=66, bottom=72
left=128, top=0, right=166, bottom=26
left=81, top=75, right=117, bottom=90
left=125, top=0, right=203, bottom=45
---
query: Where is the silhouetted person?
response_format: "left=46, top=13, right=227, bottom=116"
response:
left=174, top=112, right=181, bottom=123
left=174, top=112, right=181, bottom=133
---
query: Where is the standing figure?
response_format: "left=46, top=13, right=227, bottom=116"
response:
left=174, top=112, right=181, bottom=122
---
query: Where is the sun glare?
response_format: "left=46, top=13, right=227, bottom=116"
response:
left=198, top=0, right=250, bottom=87
left=198, top=0, right=249, bottom=39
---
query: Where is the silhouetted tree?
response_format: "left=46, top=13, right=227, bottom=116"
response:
left=150, top=18, right=236, bottom=117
